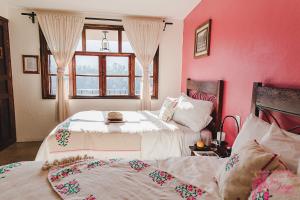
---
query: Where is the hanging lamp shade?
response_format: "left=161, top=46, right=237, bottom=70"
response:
left=101, top=31, right=109, bottom=51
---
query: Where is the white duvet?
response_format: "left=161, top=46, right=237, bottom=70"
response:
left=36, top=111, right=201, bottom=162
left=0, top=156, right=224, bottom=200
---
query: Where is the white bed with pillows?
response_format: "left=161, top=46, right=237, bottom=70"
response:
left=36, top=93, right=214, bottom=162
left=1, top=113, right=300, bottom=200
left=3, top=83, right=300, bottom=199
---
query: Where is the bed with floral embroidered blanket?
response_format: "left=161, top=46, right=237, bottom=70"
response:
left=36, top=110, right=201, bottom=162
left=0, top=156, right=223, bottom=200
left=48, top=158, right=220, bottom=200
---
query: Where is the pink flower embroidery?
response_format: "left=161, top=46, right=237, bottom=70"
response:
left=56, top=184, right=64, bottom=190
left=0, top=163, right=22, bottom=179
left=129, top=160, right=150, bottom=172
left=50, top=166, right=81, bottom=182
left=55, top=120, right=71, bottom=147
left=84, top=195, right=96, bottom=200
left=86, top=160, right=108, bottom=169
left=175, top=184, right=206, bottom=199
left=56, top=133, right=62, bottom=140
left=55, top=179, right=80, bottom=195
left=149, top=170, right=174, bottom=186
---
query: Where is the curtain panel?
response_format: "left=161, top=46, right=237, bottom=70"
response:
left=36, top=10, right=84, bottom=122
left=123, top=16, right=164, bottom=110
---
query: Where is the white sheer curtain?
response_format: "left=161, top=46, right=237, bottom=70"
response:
left=123, top=16, right=164, bottom=110
left=36, top=10, right=84, bottom=122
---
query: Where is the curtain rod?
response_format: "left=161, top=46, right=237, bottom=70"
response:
left=21, top=12, right=173, bottom=30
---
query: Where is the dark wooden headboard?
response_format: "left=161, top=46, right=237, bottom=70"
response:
left=186, top=78, right=224, bottom=137
left=251, top=82, right=300, bottom=118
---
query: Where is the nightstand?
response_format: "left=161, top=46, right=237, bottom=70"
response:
left=215, top=142, right=232, bottom=158
left=189, top=144, right=231, bottom=158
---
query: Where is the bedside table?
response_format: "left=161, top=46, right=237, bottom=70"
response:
left=192, top=150, right=219, bottom=157
left=189, top=145, right=218, bottom=157
left=189, top=145, right=231, bottom=158
left=215, top=143, right=231, bottom=158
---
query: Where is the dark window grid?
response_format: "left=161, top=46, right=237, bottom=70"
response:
left=48, top=74, right=70, bottom=96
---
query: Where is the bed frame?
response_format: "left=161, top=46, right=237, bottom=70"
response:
left=186, top=78, right=224, bottom=137
left=251, top=82, right=300, bottom=118
left=251, top=82, right=300, bottom=133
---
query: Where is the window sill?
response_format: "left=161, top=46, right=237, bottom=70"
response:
left=42, top=95, right=56, bottom=99
left=42, top=95, right=158, bottom=100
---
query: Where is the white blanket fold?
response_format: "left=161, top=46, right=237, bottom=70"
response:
left=36, top=111, right=196, bottom=162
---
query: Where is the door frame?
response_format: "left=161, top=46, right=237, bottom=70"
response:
left=0, top=16, right=16, bottom=150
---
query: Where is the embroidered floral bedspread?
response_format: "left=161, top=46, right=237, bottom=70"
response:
left=48, top=158, right=218, bottom=200
left=0, top=157, right=223, bottom=199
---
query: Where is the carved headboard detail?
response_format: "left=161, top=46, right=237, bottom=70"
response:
left=251, top=82, right=300, bottom=117
left=251, top=82, right=300, bottom=134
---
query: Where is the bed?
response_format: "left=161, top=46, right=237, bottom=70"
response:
left=36, top=79, right=224, bottom=162
left=1, top=82, right=300, bottom=200
left=0, top=156, right=224, bottom=200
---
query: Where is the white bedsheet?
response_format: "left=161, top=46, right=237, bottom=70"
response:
left=36, top=110, right=202, bottom=162
left=0, top=156, right=224, bottom=199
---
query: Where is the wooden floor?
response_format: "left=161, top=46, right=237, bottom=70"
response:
left=0, top=142, right=42, bottom=166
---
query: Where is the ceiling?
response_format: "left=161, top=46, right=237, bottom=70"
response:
left=5, top=0, right=201, bottom=19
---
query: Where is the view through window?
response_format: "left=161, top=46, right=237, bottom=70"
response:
left=40, top=24, right=159, bottom=99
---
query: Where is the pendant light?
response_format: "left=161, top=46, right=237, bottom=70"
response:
left=101, top=31, right=110, bottom=52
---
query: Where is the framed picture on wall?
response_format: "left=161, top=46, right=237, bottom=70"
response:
left=194, top=19, right=211, bottom=57
left=22, top=55, right=39, bottom=74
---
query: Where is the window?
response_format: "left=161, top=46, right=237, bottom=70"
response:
left=40, top=24, right=159, bottom=99
left=47, top=55, right=70, bottom=96
left=75, top=55, right=100, bottom=96
left=106, top=56, right=129, bottom=95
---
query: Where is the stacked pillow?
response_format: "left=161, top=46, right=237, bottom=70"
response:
left=224, top=113, right=300, bottom=199
left=158, top=97, right=178, bottom=122
left=216, top=140, right=287, bottom=200
left=232, top=113, right=300, bottom=173
left=159, top=94, right=214, bottom=132
left=231, top=114, right=271, bottom=153
left=172, top=94, right=213, bottom=132
left=260, top=123, right=300, bottom=173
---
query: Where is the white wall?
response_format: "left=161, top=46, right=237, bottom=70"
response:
left=0, top=0, right=9, bottom=18
left=8, top=7, right=183, bottom=142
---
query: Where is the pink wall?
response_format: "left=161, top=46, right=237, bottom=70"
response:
left=182, top=0, right=300, bottom=145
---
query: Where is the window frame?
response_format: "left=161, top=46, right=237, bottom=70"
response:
left=40, top=24, right=159, bottom=99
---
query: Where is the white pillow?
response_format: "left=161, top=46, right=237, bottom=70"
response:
left=158, top=97, right=177, bottom=122
left=232, top=114, right=271, bottom=153
left=172, top=94, right=213, bottom=132
left=260, top=123, right=300, bottom=173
